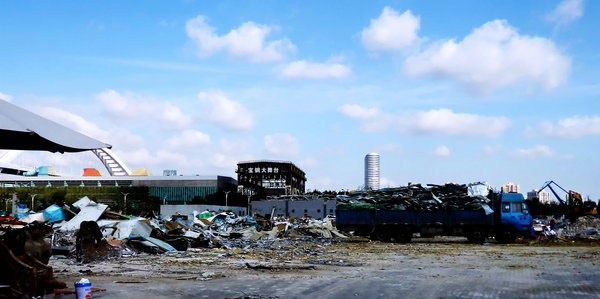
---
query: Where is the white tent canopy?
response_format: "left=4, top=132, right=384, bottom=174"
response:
left=0, top=99, right=110, bottom=152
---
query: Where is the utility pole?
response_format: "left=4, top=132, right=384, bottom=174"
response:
left=11, top=192, right=17, bottom=216
left=30, top=194, right=37, bottom=212
left=225, top=191, right=231, bottom=207
left=121, top=192, right=129, bottom=215
left=246, top=194, right=251, bottom=216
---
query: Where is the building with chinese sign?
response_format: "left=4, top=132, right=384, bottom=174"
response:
left=236, top=160, right=306, bottom=198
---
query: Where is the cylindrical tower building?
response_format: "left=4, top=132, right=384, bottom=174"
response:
left=364, top=153, right=380, bottom=190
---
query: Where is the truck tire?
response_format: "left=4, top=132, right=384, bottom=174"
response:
left=371, top=229, right=392, bottom=242
left=496, top=229, right=516, bottom=244
left=420, top=232, right=436, bottom=238
left=466, top=230, right=487, bottom=244
left=394, top=231, right=412, bottom=243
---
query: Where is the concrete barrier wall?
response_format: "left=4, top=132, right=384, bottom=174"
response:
left=250, top=199, right=336, bottom=219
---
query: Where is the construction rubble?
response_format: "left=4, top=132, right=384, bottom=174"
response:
left=532, top=215, right=600, bottom=241
left=0, top=196, right=351, bottom=295
left=8, top=196, right=349, bottom=260
left=336, top=182, right=493, bottom=213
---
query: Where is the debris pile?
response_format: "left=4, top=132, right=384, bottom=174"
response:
left=0, top=219, right=66, bottom=297
left=558, top=216, right=600, bottom=240
left=6, top=196, right=348, bottom=265
left=336, top=182, right=492, bottom=213
left=533, top=216, right=600, bottom=241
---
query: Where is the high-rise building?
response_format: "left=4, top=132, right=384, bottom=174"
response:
left=501, top=182, right=520, bottom=193
left=527, top=189, right=551, bottom=204
left=539, top=190, right=551, bottom=204
left=364, top=153, right=380, bottom=190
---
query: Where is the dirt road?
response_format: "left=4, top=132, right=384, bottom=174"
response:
left=51, top=238, right=600, bottom=298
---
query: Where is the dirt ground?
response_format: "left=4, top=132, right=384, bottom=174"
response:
left=49, top=237, right=600, bottom=298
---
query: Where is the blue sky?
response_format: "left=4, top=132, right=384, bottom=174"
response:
left=1, top=0, right=599, bottom=199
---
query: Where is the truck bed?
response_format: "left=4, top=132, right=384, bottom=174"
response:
left=336, top=209, right=494, bottom=236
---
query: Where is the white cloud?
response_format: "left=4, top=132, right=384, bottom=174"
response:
left=113, top=147, right=191, bottom=170
left=210, top=138, right=254, bottom=169
left=539, top=115, right=600, bottom=139
left=110, top=129, right=145, bottom=150
left=338, top=104, right=381, bottom=120
left=162, top=102, right=193, bottom=129
left=339, top=104, right=510, bottom=138
left=483, top=144, right=572, bottom=159
left=338, top=104, right=391, bottom=133
left=308, top=177, right=334, bottom=191
left=400, top=109, right=511, bottom=138
left=166, top=130, right=211, bottom=150
left=380, top=177, right=397, bottom=188
left=197, top=90, right=255, bottom=131
left=432, top=145, right=451, bottom=157
left=379, top=143, right=401, bottom=152
left=186, top=15, right=295, bottom=63
left=264, top=133, right=300, bottom=156
left=155, top=150, right=189, bottom=167
left=298, top=157, right=319, bottom=169
left=0, top=92, right=12, bottom=102
left=483, top=145, right=503, bottom=155
left=97, top=89, right=192, bottom=129
left=281, top=60, right=351, bottom=79
left=97, top=89, right=142, bottom=119
left=210, top=153, right=239, bottom=169
left=112, top=147, right=153, bottom=167
left=361, top=7, right=420, bottom=51
left=404, top=20, right=571, bottom=95
left=512, top=145, right=558, bottom=159
left=546, top=0, right=584, bottom=25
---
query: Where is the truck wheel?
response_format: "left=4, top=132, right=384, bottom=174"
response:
left=378, top=230, right=392, bottom=242
left=420, top=232, right=436, bottom=238
left=394, top=231, right=412, bottom=243
left=370, top=229, right=392, bottom=242
left=466, top=230, right=487, bottom=244
left=496, top=229, right=516, bottom=244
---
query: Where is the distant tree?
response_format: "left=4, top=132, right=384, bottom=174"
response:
left=51, top=189, right=67, bottom=206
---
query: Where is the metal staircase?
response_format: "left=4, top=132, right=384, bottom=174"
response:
left=92, top=148, right=131, bottom=176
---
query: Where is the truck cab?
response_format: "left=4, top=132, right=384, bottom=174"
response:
left=495, top=193, right=532, bottom=243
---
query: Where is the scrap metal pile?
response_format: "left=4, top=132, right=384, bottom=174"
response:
left=9, top=196, right=348, bottom=265
left=337, top=182, right=492, bottom=212
left=533, top=215, right=600, bottom=241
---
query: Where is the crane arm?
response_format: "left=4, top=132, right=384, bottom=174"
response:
left=538, top=181, right=566, bottom=204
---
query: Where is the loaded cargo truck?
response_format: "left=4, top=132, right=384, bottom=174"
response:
left=336, top=192, right=532, bottom=244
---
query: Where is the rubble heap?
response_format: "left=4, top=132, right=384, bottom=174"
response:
left=558, top=216, right=600, bottom=240
left=4, top=196, right=348, bottom=264
left=533, top=215, right=600, bottom=241
left=336, top=182, right=492, bottom=212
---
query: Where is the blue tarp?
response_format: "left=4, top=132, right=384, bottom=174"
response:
left=43, top=204, right=66, bottom=223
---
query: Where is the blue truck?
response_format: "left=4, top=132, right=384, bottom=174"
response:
left=336, top=192, right=532, bottom=244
